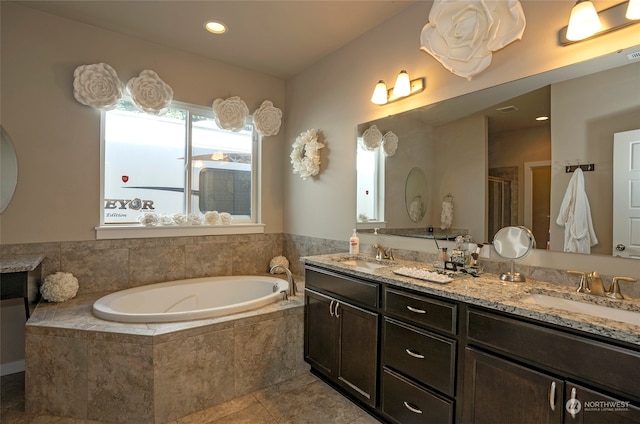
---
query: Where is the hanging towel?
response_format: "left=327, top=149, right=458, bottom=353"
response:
left=555, top=168, right=598, bottom=254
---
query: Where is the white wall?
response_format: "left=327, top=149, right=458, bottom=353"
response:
left=283, top=0, right=640, bottom=278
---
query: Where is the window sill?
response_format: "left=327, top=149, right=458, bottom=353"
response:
left=95, top=223, right=265, bottom=240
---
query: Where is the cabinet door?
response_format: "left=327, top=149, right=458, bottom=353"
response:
left=463, top=348, right=563, bottom=424
left=304, top=289, right=337, bottom=377
left=336, top=300, right=379, bottom=407
left=565, top=382, right=640, bottom=423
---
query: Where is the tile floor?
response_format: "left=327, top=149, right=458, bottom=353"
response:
left=1, top=371, right=381, bottom=424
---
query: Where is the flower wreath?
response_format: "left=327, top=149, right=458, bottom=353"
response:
left=290, top=129, right=325, bottom=180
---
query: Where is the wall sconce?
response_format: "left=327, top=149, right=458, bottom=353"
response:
left=371, top=70, right=425, bottom=105
left=559, top=0, right=640, bottom=45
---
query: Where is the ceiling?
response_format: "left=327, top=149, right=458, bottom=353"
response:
left=17, top=0, right=415, bottom=79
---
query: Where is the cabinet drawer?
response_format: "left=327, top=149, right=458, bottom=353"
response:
left=305, top=267, right=379, bottom=309
left=381, top=368, right=454, bottom=424
left=385, top=287, right=457, bottom=334
left=467, top=308, right=640, bottom=401
left=383, top=318, right=456, bottom=396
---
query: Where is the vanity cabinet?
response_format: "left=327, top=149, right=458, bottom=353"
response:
left=463, top=308, right=640, bottom=424
left=304, top=267, right=379, bottom=407
left=380, top=287, right=458, bottom=423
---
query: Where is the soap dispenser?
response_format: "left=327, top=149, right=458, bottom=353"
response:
left=349, top=229, right=360, bottom=255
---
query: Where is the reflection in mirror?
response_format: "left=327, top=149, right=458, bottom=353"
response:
left=493, top=226, right=536, bottom=282
left=405, top=167, right=427, bottom=223
left=1, top=126, right=18, bottom=214
left=356, top=45, right=640, bottom=258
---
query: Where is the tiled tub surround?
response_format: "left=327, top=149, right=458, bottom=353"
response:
left=25, top=284, right=308, bottom=423
left=302, top=254, right=640, bottom=346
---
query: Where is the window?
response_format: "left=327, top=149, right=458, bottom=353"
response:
left=356, top=141, right=385, bottom=225
left=99, top=99, right=260, bottom=236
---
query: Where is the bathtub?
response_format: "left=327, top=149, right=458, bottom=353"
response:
left=92, top=275, right=289, bottom=323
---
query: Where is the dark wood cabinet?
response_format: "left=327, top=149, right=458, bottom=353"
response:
left=463, top=348, right=563, bottom=424
left=564, top=383, right=640, bottom=423
left=304, top=268, right=379, bottom=407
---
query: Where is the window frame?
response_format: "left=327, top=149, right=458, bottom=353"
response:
left=96, top=99, right=264, bottom=239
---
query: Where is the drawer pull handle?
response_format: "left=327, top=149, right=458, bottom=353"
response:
left=549, top=381, right=556, bottom=411
left=406, top=305, right=426, bottom=314
left=405, top=348, right=425, bottom=359
left=403, top=401, right=423, bottom=414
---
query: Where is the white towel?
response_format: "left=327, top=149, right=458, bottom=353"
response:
left=555, top=168, right=598, bottom=253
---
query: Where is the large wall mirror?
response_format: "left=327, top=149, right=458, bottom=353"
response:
left=356, top=45, right=640, bottom=259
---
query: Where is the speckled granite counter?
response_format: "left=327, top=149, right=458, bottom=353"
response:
left=0, top=255, right=44, bottom=273
left=302, top=254, right=640, bottom=346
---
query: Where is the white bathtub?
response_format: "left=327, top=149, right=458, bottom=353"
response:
left=92, top=275, right=289, bottom=323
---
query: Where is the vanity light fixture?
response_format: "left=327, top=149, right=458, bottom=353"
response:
left=627, top=0, right=640, bottom=19
left=371, top=70, right=425, bottom=105
left=559, top=0, right=640, bottom=45
left=204, top=20, right=227, bottom=34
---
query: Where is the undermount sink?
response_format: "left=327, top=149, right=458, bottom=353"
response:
left=336, top=257, right=395, bottom=270
left=521, top=293, right=640, bottom=326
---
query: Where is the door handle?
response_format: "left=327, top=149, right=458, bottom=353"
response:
left=549, top=381, right=556, bottom=411
left=334, top=301, right=340, bottom=318
left=329, top=300, right=335, bottom=317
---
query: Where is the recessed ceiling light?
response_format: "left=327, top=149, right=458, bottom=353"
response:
left=536, top=116, right=549, bottom=121
left=204, top=20, right=227, bottom=34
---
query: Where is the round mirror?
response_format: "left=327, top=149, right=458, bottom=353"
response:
left=493, top=226, right=536, bottom=282
left=1, top=126, right=18, bottom=214
left=405, top=167, right=427, bottom=223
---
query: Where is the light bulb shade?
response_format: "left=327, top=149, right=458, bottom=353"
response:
left=393, top=71, right=411, bottom=97
left=566, top=0, right=602, bottom=41
left=371, top=81, right=388, bottom=105
left=627, top=0, right=640, bottom=19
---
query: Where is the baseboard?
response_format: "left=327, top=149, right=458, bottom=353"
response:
left=0, top=359, right=25, bottom=376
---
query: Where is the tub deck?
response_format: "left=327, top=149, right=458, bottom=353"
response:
left=25, top=278, right=308, bottom=424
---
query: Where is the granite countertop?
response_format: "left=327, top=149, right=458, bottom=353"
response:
left=302, top=253, right=640, bottom=346
left=0, top=255, right=45, bottom=273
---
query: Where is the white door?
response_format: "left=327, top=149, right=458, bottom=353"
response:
left=613, top=129, right=640, bottom=258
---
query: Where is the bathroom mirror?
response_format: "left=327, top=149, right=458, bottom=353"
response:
left=1, top=126, right=18, bottom=214
left=356, top=45, right=640, bottom=258
left=493, top=226, right=536, bottom=282
left=405, top=167, right=427, bottom=223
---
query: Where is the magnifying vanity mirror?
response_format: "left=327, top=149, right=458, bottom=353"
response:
left=493, top=226, right=536, bottom=282
left=356, top=45, right=640, bottom=259
left=1, top=125, right=18, bottom=214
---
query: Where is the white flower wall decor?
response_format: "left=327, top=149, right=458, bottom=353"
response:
left=212, top=96, right=249, bottom=131
left=420, top=0, right=526, bottom=80
left=361, top=125, right=383, bottom=151
left=126, top=70, right=174, bottom=115
left=382, top=131, right=399, bottom=157
left=291, top=129, right=325, bottom=180
left=253, top=100, right=282, bottom=136
left=73, top=63, right=124, bottom=110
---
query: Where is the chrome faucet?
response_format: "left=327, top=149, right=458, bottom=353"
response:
left=372, top=243, right=394, bottom=261
left=567, top=271, right=637, bottom=300
left=270, top=265, right=297, bottom=298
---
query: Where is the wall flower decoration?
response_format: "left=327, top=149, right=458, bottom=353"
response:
left=420, top=0, right=526, bottom=80
left=291, top=129, right=325, bottom=180
left=253, top=100, right=282, bottom=136
left=73, top=63, right=124, bottom=110
left=126, top=70, right=174, bottom=115
left=212, top=96, right=249, bottom=131
left=382, top=131, right=399, bottom=157
left=361, top=125, right=383, bottom=151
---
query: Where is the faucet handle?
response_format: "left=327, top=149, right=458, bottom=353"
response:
left=567, top=270, right=589, bottom=293
left=606, top=276, right=637, bottom=300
